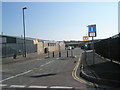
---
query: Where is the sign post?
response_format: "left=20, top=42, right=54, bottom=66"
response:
left=87, top=24, right=97, bottom=65
left=83, top=36, right=89, bottom=62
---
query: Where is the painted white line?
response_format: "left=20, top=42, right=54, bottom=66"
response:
left=0, top=84, right=7, bottom=87
left=86, top=50, right=93, bottom=52
left=40, top=64, right=45, bottom=67
left=0, top=60, right=54, bottom=83
left=36, top=59, right=42, bottom=61
left=10, top=85, right=26, bottom=88
left=50, top=86, right=73, bottom=89
left=46, top=60, right=54, bottom=65
left=28, top=86, right=48, bottom=88
left=75, top=87, right=86, bottom=89
left=0, top=70, right=32, bottom=83
left=40, top=60, right=54, bottom=67
left=113, top=61, right=120, bottom=65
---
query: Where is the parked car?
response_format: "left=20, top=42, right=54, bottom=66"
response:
left=67, top=46, right=72, bottom=50
left=66, top=46, right=75, bottom=50
left=71, top=46, right=75, bottom=49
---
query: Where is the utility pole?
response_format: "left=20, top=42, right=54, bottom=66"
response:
left=22, top=7, right=27, bottom=57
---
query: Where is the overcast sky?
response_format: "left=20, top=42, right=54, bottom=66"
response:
left=2, top=1, right=119, bottom=41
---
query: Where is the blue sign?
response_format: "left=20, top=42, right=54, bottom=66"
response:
left=88, top=24, right=97, bottom=37
left=88, top=25, right=96, bottom=32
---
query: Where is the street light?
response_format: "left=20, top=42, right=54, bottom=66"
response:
left=22, top=7, right=27, bottom=57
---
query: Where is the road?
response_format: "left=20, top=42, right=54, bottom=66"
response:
left=1, top=48, right=96, bottom=90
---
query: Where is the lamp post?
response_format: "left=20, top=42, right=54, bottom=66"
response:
left=22, top=7, right=27, bottom=57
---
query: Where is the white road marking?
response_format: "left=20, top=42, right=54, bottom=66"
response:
left=0, top=60, right=54, bottom=82
left=46, top=60, right=54, bottom=64
left=50, top=86, right=73, bottom=89
left=40, top=64, right=45, bottom=67
left=28, top=86, right=48, bottom=88
left=10, top=85, right=26, bottom=88
left=40, top=60, right=54, bottom=67
left=0, top=84, right=74, bottom=89
left=0, top=84, right=7, bottom=87
left=36, top=59, right=42, bottom=61
left=0, top=70, right=32, bottom=83
left=86, top=50, right=93, bottom=52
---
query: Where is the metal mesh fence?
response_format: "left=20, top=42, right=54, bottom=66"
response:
left=94, top=33, right=120, bottom=62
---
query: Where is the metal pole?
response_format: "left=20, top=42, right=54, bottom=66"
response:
left=92, top=37, right=95, bottom=65
left=22, top=7, right=27, bottom=57
left=84, top=43, right=86, bottom=61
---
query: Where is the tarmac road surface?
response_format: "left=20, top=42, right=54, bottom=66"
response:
left=1, top=48, right=104, bottom=90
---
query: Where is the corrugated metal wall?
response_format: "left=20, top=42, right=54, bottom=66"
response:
left=1, top=36, right=37, bottom=58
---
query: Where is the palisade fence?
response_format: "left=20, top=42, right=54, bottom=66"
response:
left=94, top=33, right=120, bottom=62
left=2, top=43, right=37, bottom=58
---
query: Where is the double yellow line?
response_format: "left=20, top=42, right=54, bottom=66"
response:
left=72, top=54, right=92, bottom=85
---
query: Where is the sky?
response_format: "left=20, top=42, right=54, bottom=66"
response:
left=2, top=1, right=119, bottom=41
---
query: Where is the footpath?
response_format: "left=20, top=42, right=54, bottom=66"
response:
left=80, top=50, right=120, bottom=88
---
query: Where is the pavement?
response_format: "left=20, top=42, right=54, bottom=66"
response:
left=80, top=50, right=120, bottom=89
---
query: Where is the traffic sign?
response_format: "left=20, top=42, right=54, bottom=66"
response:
left=33, top=39, right=38, bottom=44
left=88, top=24, right=96, bottom=37
left=89, top=32, right=96, bottom=37
left=88, top=25, right=96, bottom=32
left=83, top=36, right=89, bottom=41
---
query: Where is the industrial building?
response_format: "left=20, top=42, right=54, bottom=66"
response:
left=37, top=40, right=65, bottom=54
left=0, top=35, right=65, bottom=58
left=0, top=35, right=37, bottom=58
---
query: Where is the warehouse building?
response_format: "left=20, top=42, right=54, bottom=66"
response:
left=37, top=40, right=65, bottom=54
left=0, top=35, right=37, bottom=58
left=0, top=35, right=65, bottom=58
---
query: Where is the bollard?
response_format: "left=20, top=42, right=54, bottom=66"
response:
left=59, top=51, right=61, bottom=57
left=13, top=54, right=17, bottom=59
left=67, top=51, right=68, bottom=57
left=71, top=50, right=73, bottom=57
left=53, top=51, right=54, bottom=57
left=70, top=50, right=75, bottom=58
left=48, top=51, right=49, bottom=58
